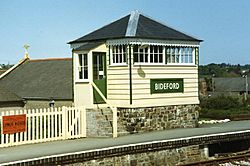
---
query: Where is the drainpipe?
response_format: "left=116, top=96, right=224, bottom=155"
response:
left=129, top=45, right=132, bottom=105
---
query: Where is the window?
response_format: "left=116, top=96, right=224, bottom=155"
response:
left=133, top=45, right=164, bottom=64
left=111, top=45, right=127, bottom=64
left=110, top=44, right=197, bottom=66
left=166, top=47, right=194, bottom=64
left=77, top=54, right=88, bottom=80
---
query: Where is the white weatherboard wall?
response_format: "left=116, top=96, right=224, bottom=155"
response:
left=107, top=65, right=199, bottom=108
left=107, top=66, right=130, bottom=106
left=73, top=43, right=199, bottom=108
left=132, top=66, right=199, bottom=107
left=73, top=44, right=108, bottom=108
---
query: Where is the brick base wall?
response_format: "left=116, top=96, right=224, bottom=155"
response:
left=69, top=145, right=207, bottom=166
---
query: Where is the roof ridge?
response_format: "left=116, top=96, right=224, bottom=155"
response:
left=30, top=58, right=72, bottom=62
left=125, top=10, right=140, bottom=37
left=69, top=11, right=202, bottom=43
left=68, top=13, right=130, bottom=44
left=0, top=57, right=29, bottom=80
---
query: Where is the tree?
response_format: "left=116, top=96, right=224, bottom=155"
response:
left=0, top=64, right=14, bottom=70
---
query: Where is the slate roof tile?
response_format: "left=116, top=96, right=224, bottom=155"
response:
left=69, top=15, right=130, bottom=44
left=214, top=77, right=250, bottom=92
left=74, top=42, right=105, bottom=51
left=0, top=85, right=23, bottom=102
left=69, top=11, right=201, bottom=44
left=0, top=70, right=7, bottom=76
left=0, top=58, right=73, bottom=100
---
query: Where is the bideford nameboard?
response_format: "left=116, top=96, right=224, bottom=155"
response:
left=150, top=78, right=184, bottom=94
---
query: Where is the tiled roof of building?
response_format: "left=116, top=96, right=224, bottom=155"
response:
left=69, top=11, right=201, bottom=44
left=0, top=85, right=23, bottom=102
left=74, top=41, right=105, bottom=51
left=0, top=70, right=7, bottom=76
left=213, top=77, right=250, bottom=92
left=0, top=58, right=73, bottom=100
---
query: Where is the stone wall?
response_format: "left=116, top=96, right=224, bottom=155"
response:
left=83, top=104, right=200, bottom=137
left=69, top=145, right=207, bottom=166
left=86, top=108, right=113, bottom=137
left=117, top=105, right=200, bottom=135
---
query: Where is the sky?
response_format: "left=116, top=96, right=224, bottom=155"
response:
left=0, top=0, right=250, bottom=65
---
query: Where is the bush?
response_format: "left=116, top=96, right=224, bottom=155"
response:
left=243, top=95, right=250, bottom=106
left=200, top=109, right=230, bottom=119
left=200, top=95, right=243, bottom=110
left=200, top=107, right=250, bottom=120
left=199, top=95, right=250, bottom=120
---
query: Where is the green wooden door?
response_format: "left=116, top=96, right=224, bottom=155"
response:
left=93, top=52, right=107, bottom=104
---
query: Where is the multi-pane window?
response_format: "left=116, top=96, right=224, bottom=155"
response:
left=133, top=45, right=164, bottom=64
left=110, top=44, right=197, bottom=65
left=133, top=45, right=148, bottom=63
left=112, top=45, right=127, bottom=64
left=77, top=54, right=88, bottom=80
left=166, top=47, right=194, bottom=64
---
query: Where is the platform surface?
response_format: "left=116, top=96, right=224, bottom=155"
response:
left=1, top=120, right=250, bottom=164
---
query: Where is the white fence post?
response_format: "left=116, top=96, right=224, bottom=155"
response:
left=62, top=106, right=67, bottom=139
left=81, top=107, right=86, bottom=137
left=0, top=106, right=86, bottom=148
left=113, top=107, right=117, bottom=138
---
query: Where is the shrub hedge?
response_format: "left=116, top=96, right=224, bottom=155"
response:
left=199, top=95, right=250, bottom=120
left=200, top=95, right=243, bottom=110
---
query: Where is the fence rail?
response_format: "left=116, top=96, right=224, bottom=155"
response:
left=0, top=106, right=86, bottom=148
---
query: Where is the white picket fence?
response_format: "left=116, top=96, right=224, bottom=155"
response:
left=0, top=106, right=86, bottom=147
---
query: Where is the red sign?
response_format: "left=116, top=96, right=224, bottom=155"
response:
left=2, top=114, right=26, bottom=134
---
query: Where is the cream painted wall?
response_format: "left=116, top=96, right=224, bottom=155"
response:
left=0, top=107, right=24, bottom=112
left=73, top=44, right=108, bottom=108
left=74, top=83, right=93, bottom=107
left=107, top=66, right=130, bottom=107
left=25, top=100, right=73, bottom=109
left=107, top=65, right=199, bottom=108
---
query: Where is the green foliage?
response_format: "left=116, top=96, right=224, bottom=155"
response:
left=200, top=95, right=243, bottom=110
left=244, top=95, right=250, bottom=105
left=200, top=109, right=230, bottom=119
left=199, top=63, right=250, bottom=78
left=200, top=108, right=250, bottom=120
left=200, top=95, right=250, bottom=120
left=0, top=64, right=13, bottom=70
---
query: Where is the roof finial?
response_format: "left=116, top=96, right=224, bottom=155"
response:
left=23, top=44, right=30, bottom=59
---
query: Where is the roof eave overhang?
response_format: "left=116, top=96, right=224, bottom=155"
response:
left=107, top=37, right=201, bottom=47
left=22, top=97, right=73, bottom=101
left=0, top=100, right=24, bottom=103
left=127, top=36, right=203, bottom=42
left=68, top=36, right=202, bottom=44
